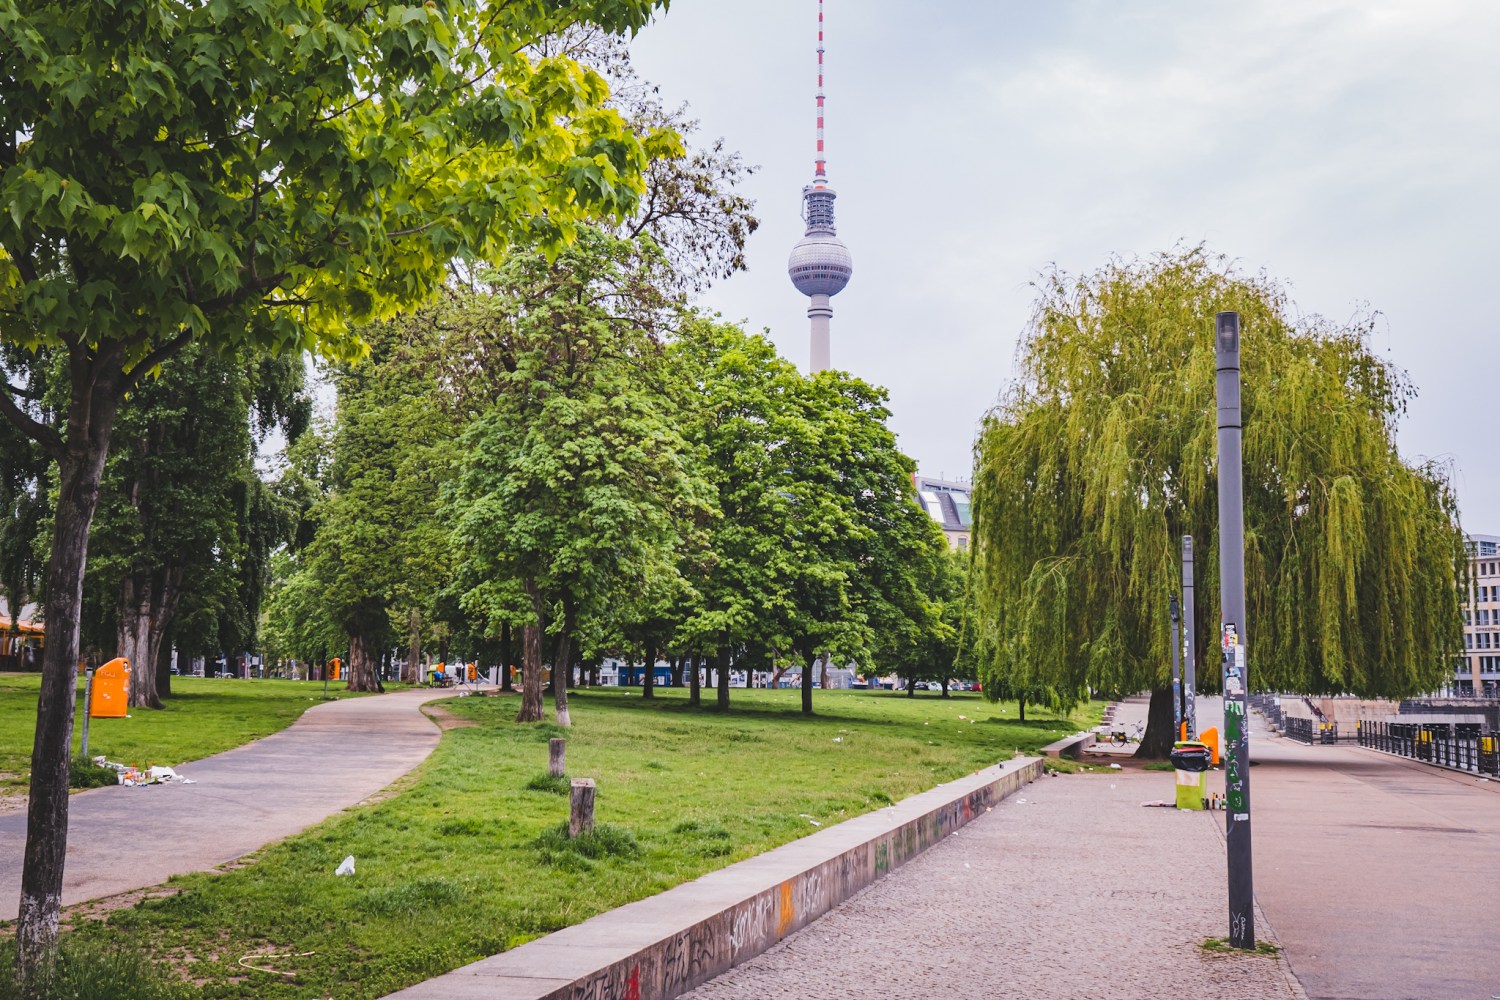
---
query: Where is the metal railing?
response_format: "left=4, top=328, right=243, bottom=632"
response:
left=1358, top=721, right=1500, bottom=776
left=1247, top=693, right=1283, bottom=729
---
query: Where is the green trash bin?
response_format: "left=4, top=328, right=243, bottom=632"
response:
left=1169, top=741, right=1212, bottom=810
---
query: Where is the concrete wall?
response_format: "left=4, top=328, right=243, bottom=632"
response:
left=389, top=757, right=1041, bottom=1000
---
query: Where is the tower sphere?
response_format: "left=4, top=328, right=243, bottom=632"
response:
left=788, top=233, right=854, bottom=297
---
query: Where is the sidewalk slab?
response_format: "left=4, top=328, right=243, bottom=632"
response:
left=385, top=756, right=1042, bottom=1000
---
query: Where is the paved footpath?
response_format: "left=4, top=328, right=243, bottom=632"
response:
left=686, top=700, right=1500, bottom=1000
left=1248, top=720, right=1500, bottom=1000
left=0, top=685, right=475, bottom=920
left=684, top=766, right=1303, bottom=1000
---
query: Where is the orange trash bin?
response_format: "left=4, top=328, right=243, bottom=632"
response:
left=1199, top=726, right=1221, bottom=767
left=89, top=657, right=131, bottom=718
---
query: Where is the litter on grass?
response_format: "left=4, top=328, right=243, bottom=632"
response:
left=335, top=855, right=355, bottom=876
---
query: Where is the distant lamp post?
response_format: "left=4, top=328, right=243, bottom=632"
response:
left=1170, top=593, right=1182, bottom=741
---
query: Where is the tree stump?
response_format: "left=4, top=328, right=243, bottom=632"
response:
left=569, top=778, right=596, bottom=838
left=548, top=738, right=566, bottom=778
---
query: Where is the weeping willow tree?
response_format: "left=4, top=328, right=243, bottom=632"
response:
left=970, top=249, right=1466, bottom=756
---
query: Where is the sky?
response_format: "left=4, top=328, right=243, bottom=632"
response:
left=628, top=0, right=1500, bottom=531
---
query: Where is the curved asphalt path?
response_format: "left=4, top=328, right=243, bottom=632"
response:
left=0, top=686, right=479, bottom=921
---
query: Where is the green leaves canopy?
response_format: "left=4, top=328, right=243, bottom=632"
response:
left=0, top=0, right=673, bottom=369
left=970, top=249, right=1466, bottom=709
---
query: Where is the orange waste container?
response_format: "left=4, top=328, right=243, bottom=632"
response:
left=1199, top=726, right=1221, bottom=767
left=89, top=657, right=131, bottom=718
left=329, top=657, right=342, bottom=681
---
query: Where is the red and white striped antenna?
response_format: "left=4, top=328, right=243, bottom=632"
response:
left=814, top=0, right=827, bottom=183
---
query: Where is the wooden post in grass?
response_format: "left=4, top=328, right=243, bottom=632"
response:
left=549, top=738, right=566, bottom=778
left=569, top=778, right=595, bottom=838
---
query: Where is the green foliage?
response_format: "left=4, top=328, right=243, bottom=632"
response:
left=0, top=348, right=48, bottom=630
left=449, top=228, right=712, bottom=713
left=0, top=0, right=670, bottom=362
left=0, top=936, right=179, bottom=1000
left=532, top=821, right=641, bottom=867
left=523, top=772, right=570, bottom=795
left=970, top=249, right=1467, bottom=710
left=69, top=757, right=118, bottom=790
left=306, top=311, right=459, bottom=669
left=81, top=343, right=307, bottom=695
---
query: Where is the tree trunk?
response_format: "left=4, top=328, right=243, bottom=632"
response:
left=688, top=652, right=701, bottom=707
left=1019, top=696, right=1027, bottom=722
left=1138, top=686, right=1177, bottom=759
left=499, top=621, right=514, bottom=691
left=715, top=646, right=730, bottom=711
left=517, top=622, right=545, bottom=723
left=118, top=565, right=183, bottom=710
left=801, top=649, right=816, bottom=715
left=155, top=634, right=173, bottom=699
left=347, top=632, right=381, bottom=692
left=18, top=382, right=118, bottom=985
left=670, top=655, right=683, bottom=688
left=117, top=574, right=163, bottom=709
left=819, top=651, right=830, bottom=689
left=940, top=677, right=950, bottom=698
left=906, top=675, right=916, bottom=697
left=643, top=641, right=656, bottom=700
left=552, top=608, right=574, bottom=727
left=406, top=608, right=422, bottom=685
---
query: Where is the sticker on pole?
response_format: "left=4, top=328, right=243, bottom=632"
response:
left=1221, top=623, right=1238, bottom=650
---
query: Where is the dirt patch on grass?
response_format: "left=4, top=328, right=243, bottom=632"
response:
left=421, top=704, right=479, bottom=731
left=56, top=885, right=182, bottom=929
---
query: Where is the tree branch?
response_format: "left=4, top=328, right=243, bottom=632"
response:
left=0, top=384, right=63, bottom=459
left=120, top=331, right=194, bottom=394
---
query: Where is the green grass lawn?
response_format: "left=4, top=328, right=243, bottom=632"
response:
left=41, top=686, right=1100, bottom=999
left=0, top=674, right=382, bottom=798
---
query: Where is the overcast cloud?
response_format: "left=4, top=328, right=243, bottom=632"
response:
left=629, top=1, right=1499, bottom=531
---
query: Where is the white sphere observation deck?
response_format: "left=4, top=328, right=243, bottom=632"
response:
left=788, top=233, right=854, bottom=297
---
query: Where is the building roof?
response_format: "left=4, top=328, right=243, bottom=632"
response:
left=0, top=598, right=42, bottom=634
left=914, top=475, right=972, bottom=534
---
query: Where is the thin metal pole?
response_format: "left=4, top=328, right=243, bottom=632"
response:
left=1183, top=535, right=1196, bottom=739
left=1215, top=310, right=1255, bottom=949
left=1170, top=594, right=1182, bottom=740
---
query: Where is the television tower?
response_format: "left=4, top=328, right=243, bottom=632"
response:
left=787, top=0, right=853, bottom=374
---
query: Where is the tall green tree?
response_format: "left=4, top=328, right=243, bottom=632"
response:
left=970, top=249, right=1467, bottom=756
left=451, top=229, right=710, bottom=725
left=671, top=319, right=810, bottom=712
left=309, top=312, right=457, bottom=692
left=880, top=546, right=964, bottom=697
left=0, top=348, right=49, bottom=653
left=0, top=0, right=668, bottom=977
left=83, top=347, right=307, bottom=707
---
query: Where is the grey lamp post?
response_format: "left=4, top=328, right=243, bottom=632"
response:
left=1215, top=310, right=1255, bottom=949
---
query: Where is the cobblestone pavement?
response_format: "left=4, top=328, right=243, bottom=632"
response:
left=685, top=768, right=1303, bottom=1000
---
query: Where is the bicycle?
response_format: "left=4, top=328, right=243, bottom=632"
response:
left=1109, top=722, right=1145, bottom=746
